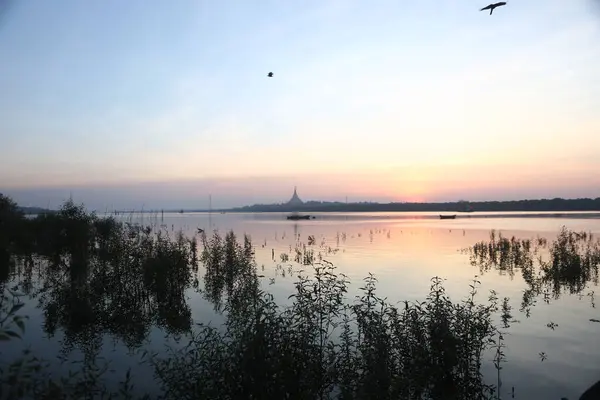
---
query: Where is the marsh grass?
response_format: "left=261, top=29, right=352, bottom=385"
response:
left=26, top=216, right=198, bottom=351
left=543, top=229, right=600, bottom=297
left=468, top=227, right=600, bottom=315
left=274, top=236, right=339, bottom=272
left=1, top=196, right=198, bottom=399
left=199, top=230, right=259, bottom=316
left=150, top=230, right=505, bottom=400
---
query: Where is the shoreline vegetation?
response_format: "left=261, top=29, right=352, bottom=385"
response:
left=1, top=192, right=599, bottom=399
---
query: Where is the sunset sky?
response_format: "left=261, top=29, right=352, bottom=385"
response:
left=1, top=0, right=599, bottom=209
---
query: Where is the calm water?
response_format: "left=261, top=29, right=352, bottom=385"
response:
left=4, top=211, right=600, bottom=399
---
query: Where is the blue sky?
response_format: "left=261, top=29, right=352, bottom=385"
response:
left=0, top=0, right=599, bottom=209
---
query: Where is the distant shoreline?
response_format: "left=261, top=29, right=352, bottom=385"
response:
left=111, top=197, right=600, bottom=214
left=106, top=211, right=600, bottom=221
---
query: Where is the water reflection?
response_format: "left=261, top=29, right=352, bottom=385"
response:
left=6, top=218, right=198, bottom=358
left=200, top=231, right=259, bottom=315
left=467, top=227, right=599, bottom=316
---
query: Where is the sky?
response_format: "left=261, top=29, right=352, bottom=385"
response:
left=0, top=0, right=599, bottom=210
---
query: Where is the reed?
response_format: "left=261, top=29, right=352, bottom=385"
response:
left=467, top=226, right=600, bottom=315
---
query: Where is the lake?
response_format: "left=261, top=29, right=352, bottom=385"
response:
left=3, top=211, right=600, bottom=399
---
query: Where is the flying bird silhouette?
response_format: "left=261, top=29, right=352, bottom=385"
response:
left=480, top=2, right=507, bottom=15
left=267, top=72, right=274, bottom=77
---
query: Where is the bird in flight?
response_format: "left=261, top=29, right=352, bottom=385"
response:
left=480, top=2, right=507, bottom=15
left=267, top=72, right=274, bottom=77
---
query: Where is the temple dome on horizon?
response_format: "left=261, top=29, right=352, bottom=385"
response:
left=287, top=187, right=304, bottom=207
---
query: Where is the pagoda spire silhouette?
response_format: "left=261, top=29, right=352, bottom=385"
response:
left=287, top=186, right=304, bottom=207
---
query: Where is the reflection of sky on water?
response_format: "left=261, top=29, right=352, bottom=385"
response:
left=4, top=212, right=600, bottom=399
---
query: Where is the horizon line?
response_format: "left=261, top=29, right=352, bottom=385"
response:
left=103, top=196, right=600, bottom=213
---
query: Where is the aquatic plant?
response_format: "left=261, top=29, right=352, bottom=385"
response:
left=467, top=227, right=600, bottom=315
left=199, top=230, right=259, bottom=316
left=1, top=198, right=199, bottom=360
left=150, top=231, right=503, bottom=400
left=469, top=230, right=536, bottom=279
left=542, top=228, right=600, bottom=298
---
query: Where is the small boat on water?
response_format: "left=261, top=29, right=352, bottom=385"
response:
left=439, top=214, right=457, bottom=220
left=286, top=214, right=311, bottom=220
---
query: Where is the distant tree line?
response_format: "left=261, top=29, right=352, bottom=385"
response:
left=5, top=194, right=600, bottom=214
left=226, top=197, right=600, bottom=213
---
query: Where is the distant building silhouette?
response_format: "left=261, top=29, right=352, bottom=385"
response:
left=287, top=187, right=304, bottom=207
